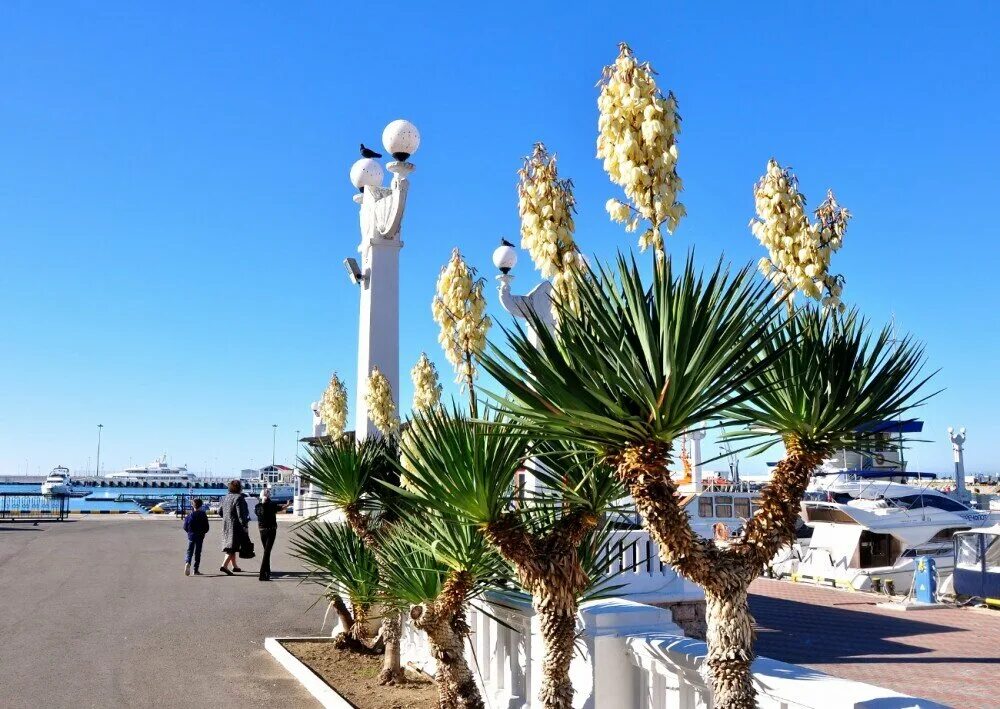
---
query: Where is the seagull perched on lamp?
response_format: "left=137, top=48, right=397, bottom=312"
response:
left=360, top=143, right=383, bottom=159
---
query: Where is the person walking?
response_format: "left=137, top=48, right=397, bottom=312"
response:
left=254, top=488, right=288, bottom=581
left=219, top=480, right=249, bottom=576
left=183, top=498, right=210, bottom=576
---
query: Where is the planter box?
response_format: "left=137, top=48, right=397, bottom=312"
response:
left=265, top=637, right=354, bottom=709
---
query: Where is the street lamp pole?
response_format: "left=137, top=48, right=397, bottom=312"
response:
left=348, top=120, right=420, bottom=441
left=95, top=424, right=104, bottom=478
left=271, top=424, right=277, bottom=468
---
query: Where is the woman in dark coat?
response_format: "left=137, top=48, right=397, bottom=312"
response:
left=219, top=479, right=249, bottom=575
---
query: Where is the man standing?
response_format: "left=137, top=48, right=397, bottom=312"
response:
left=183, top=498, right=210, bottom=576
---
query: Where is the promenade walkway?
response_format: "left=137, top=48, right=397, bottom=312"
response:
left=0, top=516, right=326, bottom=708
left=750, top=577, right=1000, bottom=709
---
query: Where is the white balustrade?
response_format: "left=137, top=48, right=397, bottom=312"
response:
left=599, top=529, right=704, bottom=602
left=392, top=596, right=939, bottom=709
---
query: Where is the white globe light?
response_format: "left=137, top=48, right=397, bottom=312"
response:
left=350, top=158, right=384, bottom=192
left=382, top=119, right=420, bottom=161
left=492, top=242, right=517, bottom=274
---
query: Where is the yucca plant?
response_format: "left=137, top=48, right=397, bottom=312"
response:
left=297, top=435, right=407, bottom=684
left=399, top=406, right=624, bottom=709
left=377, top=516, right=508, bottom=709
left=702, top=308, right=932, bottom=706
left=483, top=256, right=933, bottom=708
left=291, top=521, right=381, bottom=650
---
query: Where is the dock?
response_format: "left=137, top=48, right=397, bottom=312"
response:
left=750, top=577, right=1000, bottom=708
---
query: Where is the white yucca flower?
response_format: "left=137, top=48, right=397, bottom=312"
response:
left=410, top=352, right=442, bottom=414
left=318, top=373, right=348, bottom=438
left=597, top=43, right=686, bottom=256
left=517, top=142, right=585, bottom=318
left=365, top=367, right=398, bottom=436
left=749, top=159, right=851, bottom=310
left=432, top=248, right=491, bottom=394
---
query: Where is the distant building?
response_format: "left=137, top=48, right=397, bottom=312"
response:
left=259, top=464, right=294, bottom=484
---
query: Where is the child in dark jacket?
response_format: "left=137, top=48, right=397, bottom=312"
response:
left=183, top=498, right=210, bottom=576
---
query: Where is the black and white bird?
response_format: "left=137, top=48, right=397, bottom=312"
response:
left=360, top=143, right=382, bottom=159
left=500, top=238, right=515, bottom=247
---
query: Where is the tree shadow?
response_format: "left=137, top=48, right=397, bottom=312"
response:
left=749, top=591, right=999, bottom=665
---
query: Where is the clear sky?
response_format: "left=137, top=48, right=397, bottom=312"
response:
left=2, top=2, right=997, bottom=478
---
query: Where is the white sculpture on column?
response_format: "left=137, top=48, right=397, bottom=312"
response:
left=687, top=427, right=707, bottom=492
left=493, top=240, right=556, bottom=346
left=310, top=401, right=327, bottom=438
left=948, top=426, right=967, bottom=501
left=349, top=120, right=420, bottom=441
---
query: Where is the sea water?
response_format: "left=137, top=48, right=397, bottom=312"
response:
left=0, top=482, right=230, bottom=513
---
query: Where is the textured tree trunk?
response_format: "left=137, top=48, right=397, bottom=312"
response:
left=534, top=591, right=577, bottom=709
left=485, top=511, right=594, bottom=709
left=412, top=572, right=484, bottom=709
left=704, top=585, right=756, bottom=709
left=377, top=611, right=407, bottom=685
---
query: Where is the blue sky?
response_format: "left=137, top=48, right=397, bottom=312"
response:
left=1, top=2, right=997, bottom=477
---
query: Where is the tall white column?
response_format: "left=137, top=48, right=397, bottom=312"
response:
left=688, top=427, right=706, bottom=492
left=948, top=426, right=967, bottom=500
left=352, top=162, right=413, bottom=441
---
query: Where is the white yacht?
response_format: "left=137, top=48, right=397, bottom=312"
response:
left=41, top=466, right=73, bottom=495
left=772, top=422, right=998, bottom=591
left=105, top=455, right=195, bottom=484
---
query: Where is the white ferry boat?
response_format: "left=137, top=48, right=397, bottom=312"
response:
left=105, top=455, right=195, bottom=484
left=41, top=466, right=73, bottom=495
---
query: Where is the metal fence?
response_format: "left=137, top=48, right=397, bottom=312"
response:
left=0, top=493, right=70, bottom=521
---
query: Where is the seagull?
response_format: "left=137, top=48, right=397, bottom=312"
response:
left=500, top=238, right=515, bottom=247
left=360, top=143, right=382, bottom=159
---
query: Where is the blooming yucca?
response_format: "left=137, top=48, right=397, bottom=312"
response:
left=517, top=143, right=586, bottom=316
left=750, top=159, right=851, bottom=310
left=597, top=43, right=686, bottom=256
left=319, top=373, right=348, bottom=438
left=365, top=367, right=398, bottom=436
left=410, top=352, right=442, bottom=414
left=432, top=248, right=491, bottom=408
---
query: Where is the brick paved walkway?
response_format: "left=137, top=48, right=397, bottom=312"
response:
left=749, top=578, right=1000, bottom=709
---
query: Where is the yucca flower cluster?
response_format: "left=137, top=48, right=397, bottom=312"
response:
left=750, top=159, right=851, bottom=310
left=365, top=367, right=398, bottom=436
left=517, top=143, right=586, bottom=316
left=319, top=373, right=348, bottom=438
left=410, top=352, right=442, bottom=414
left=432, top=248, right=491, bottom=389
left=598, top=43, right=686, bottom=256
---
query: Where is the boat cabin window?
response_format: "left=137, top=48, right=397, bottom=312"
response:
left=986, top=535, right=1000, bottom=572
left=930, top=527, right=969, bottom=543
left=859, top=531, right=898, bottom=568
left=714, top=495, right=733, bottom=518
left=894, top=494, right=968, bottom=512
left=956, top=535, right=980, bottom=569
left=735, top=497, right=751, bottom=519
left=698, top=497, right=713, bottom=517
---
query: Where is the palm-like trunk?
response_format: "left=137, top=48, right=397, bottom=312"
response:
left=704, top=583, right=756, bottom=708
left=486, top=511, right=594, bottom=709
left=614, top=438, right=827, bottom=708
left=343, top=506, right=407, bottom=685
left=377, top=611, right=406, bottom=685
left=411, top=571, right=484, bottom=709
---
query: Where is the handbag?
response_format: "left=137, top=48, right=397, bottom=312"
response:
left=239, top=534, right=256, bottom=559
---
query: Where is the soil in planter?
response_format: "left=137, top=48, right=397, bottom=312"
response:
left=282, top=640, right=437, bottom=709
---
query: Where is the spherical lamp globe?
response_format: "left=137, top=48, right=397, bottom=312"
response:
left=382, top=119, right=420, bottom=162
left=492, top=241, right=518, bottom=275
left=350, top=158, right=384, bottom=193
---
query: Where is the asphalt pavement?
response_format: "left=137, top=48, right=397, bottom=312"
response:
left=0, top=516, right=328, bottom=708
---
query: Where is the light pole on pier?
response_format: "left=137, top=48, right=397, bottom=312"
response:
left=95, top=424, right=104, bottom=478
left=271, top=424, right=278, bottom=469
left=347, top=120, right=420, bottom=441
left=948, top=426, right=967, bottom=501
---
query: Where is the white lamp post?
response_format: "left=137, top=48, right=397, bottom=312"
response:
left=349, top=119, right=420, bottom=441
left=948, top=426, right=967, bottom=501
left=492, top=239, right=555, bottom=346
